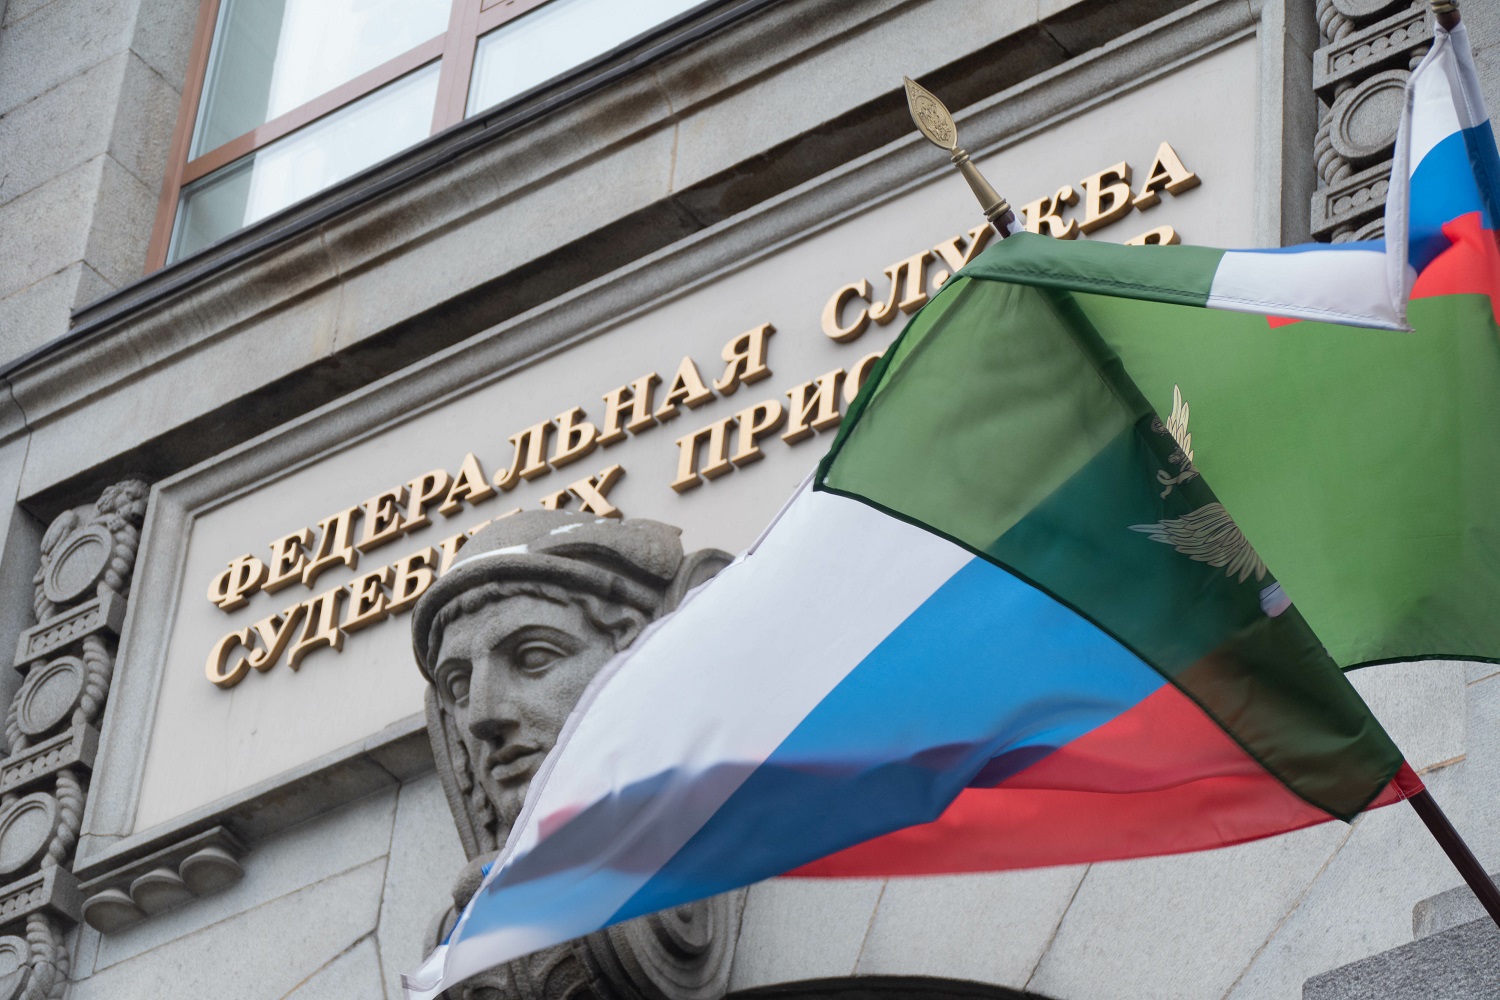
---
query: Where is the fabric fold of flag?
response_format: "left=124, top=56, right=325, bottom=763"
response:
left=814, top=274, right=1402, bottom=821
left=949, top=23, right=1500, bottom=672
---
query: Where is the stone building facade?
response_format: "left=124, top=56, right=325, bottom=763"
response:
left=0, top=0, right=1496, bottom=997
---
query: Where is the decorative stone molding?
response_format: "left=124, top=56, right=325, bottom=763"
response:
left=0, top=481, right=148, bottom=999
left=78, top=827, right=247, bottom=934
left=1314, top=5, right=1430, bottom=97
left=1313, top=160, right=1395, bottom=237
left=14, top=593, right=126, bottom=668
left=1312, top=0, right=1432, bottom=241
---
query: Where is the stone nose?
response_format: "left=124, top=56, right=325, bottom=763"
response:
left=465, top=655, right=520, bottom=742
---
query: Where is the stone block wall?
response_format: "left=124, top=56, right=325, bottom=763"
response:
left=0, top=0, right=197, bottom=360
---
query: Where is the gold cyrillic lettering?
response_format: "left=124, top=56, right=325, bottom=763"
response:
left=264, top=528, right=313, bottom=594
left=731, top=400, right=786, bottom=467
left=401, top=469, right=452, bottom=533
left=549, top=407, right=599, bottom=470
left=1134, top=142, right=1200, bottom=209
left=342, top=566, right=392, bottom=634
left=598, top=374, right=660, bottom=445
left=302, top=506, right=361, bottom=588
left=357, top=487, right=407, bottom=553
left=436, top=532, right=466, bottom=575
left=671, top=417, right=737, bottom=493
left=207, top=555, right=267, bottom=611
left=388, top=548, right=437, bottom=615
left=1126, top=225, right=1181, bottom=246
left=437, top=452, right=496, bottom=516
left=1079, top=162, right=1134, bottom=234
left=569, top=465, right=625, bottom=517
left=783, top=370, right=843, bottom=444
left=247, top=604, right=305, bottom=672
left=712, top=323, right=775, bottom=395
left=286, top=587, right=346, bottom=670
left=654, top=356, right=714, bottom=422
left=205, top=629, right=254, bottom=689
left=540, top=466, right=626, bottom=516
left=843, top=349, right=887, bottom=405
left=493, top=420, right=555, bottom=490
left=868, top=252, right=931, bottom=324
left=930, top=224, right=993, bottom=286
left=1021, top=185, right=1080, bottom=239
left=821, top=280, right=873, bottom=342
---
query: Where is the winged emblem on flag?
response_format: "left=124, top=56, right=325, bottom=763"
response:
left=1131, top=385, right=1269, bottom=586
left=1130, top=502, right=1268, bottom=584
left=1153, top=384, right=1198, bottom=498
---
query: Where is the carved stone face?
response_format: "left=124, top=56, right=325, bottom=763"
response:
left=430, top=594, right=618, bottom=833
left=412, top=513, right=742, bottom=1000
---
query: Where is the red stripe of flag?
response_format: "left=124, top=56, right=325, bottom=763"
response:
left=789, top=684, right=1419, bottom=877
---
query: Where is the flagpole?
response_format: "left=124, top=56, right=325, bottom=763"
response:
left=1407, top=787, right=1500, bottom=928
left=1431, top=0, right=1459, bottom=31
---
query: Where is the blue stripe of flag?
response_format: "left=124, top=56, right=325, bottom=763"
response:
left=607, top=556, right=1164, bottom=925
left=1411, top=123, right=1500, bottom=271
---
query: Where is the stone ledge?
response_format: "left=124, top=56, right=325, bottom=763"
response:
left=73, top=712, right=430, bottom=880
left=1303, top=918, right=1500, bottom=1000
left=1413, top=875, right=1500, bottom=940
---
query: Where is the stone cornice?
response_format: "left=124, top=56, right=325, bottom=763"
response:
left=9, top=0, right=1193, bottom=513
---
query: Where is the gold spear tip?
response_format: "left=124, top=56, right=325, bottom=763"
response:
left=903, top=76, right=958, bottom=152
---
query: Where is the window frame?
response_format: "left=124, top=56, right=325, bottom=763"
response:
left=147, top=0, right=575, bottom=271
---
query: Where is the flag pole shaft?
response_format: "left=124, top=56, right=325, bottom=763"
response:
left=1401, top=0, right=1496, bottom=882
left=1406, top=788, right=1500, bottom=928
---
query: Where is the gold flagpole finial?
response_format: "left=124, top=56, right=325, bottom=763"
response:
left=1430, top=0, right=1460, bottom=29
left=903, top=77, right=1017, bottom=237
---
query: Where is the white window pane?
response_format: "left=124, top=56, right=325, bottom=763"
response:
left=467, top=0, right=704, bottom=117
left=171, top=63, right=440, bottom=263
left=193, top=0, right=449, bottom=157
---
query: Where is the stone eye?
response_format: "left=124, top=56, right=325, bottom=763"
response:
left=441, top=667, right=470, bottom=705
left=514, top=640, right=566, bottom=673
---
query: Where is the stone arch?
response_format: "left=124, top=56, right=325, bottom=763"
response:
left=731, top=976, right=1056, bottom=1000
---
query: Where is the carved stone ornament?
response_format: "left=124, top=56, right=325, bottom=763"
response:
left=413, top=510, right=742, bottom=1000
left=79, top=828, right=248, bottom=934
left=1328, top=69, right=1410, bottom=166
left=0, top=480, right=150, bottom=999
left=1312, top=0, right=1434, bottom=240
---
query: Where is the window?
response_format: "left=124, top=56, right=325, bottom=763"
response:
left=151, top=0, right=710, bottom=268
